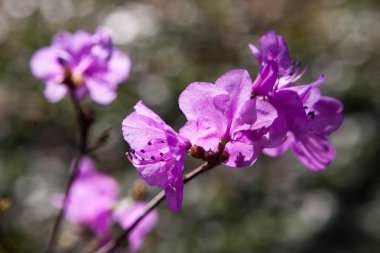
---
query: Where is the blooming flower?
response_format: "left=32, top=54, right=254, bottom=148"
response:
left=113, top=200, right=158, bottom=252
left=30, top=27, right=131, bottom=104
left=249, top=31, right=344, bottom=170
left=249, top=30, right=291, bottom=76
left=179, top=69, right=275, bottom=167
left=122, top=101, right=191, bottom=212
left=58, top=157, right=119, bottom=240
left=264, top=81, right=344, bottom=170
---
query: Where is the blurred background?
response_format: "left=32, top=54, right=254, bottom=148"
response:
left=0, top=0, right=380, bottom=252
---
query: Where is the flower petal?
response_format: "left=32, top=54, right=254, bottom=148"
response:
left=179, top=82, right=229, bottom=135
left=44, top=81, right=67, bottom=103
left=136, top=161, right=173, bottom=189
left=263, top=133, right=294, bottom=157
left=102, top=49, right=131, bottom=85
left=252, top=57, right=278, bottom=96
left=164, top=159, right=184, bottom=212
left=224, top=141, right=261, bottom=167
left=86, top=77, right=117, bottom=104
left=179, top=119, right=221, bottom=152
left=272, top=89, right=308, bottom=136
left=291, top=134, right=336, bottom=170
left=309, top=96, right=344, bottom=136
left=30, top=47, right=63, bottom=81
left=257, top=31, right=291, bottom=75
left=215, top=69, right=252, bottom=122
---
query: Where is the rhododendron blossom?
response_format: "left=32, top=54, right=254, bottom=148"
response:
left=122, top=101, right=191, bottom=212
left=30, top=27, right=131, bottom=104
left=58, top=157, right=119, bottom=240
left=264, top=81, right=344, bottom=170
left=179, top=69, right=276, bottom=167
left=249, top=31, right=344, bottom=170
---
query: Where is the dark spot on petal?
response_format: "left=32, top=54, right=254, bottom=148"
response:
left=161, top=140, right=165, bottom=143
left=151, top=156, right=155, bottom=160
left=130, top=149, right=135, bottom=154
left=141, top=149, right=145, bottom=153
left=160, top=152, right=163, bottom=156
left=308, top=111, right=315, bottom=119
left=303, top=106, right=308, bottom=109
left=160, top=159, right=164, bottom=161
left=148, top=141, right=152, bottom=146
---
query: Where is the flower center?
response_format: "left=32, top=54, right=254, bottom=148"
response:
left=61, top=69, right=83, bottom=87
left=251, top=91, right=269, bottom=101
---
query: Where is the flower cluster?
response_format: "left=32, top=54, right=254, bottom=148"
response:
left=122, top=31, right=343, bottom=212
left=55, top=157, right=158, bottom=251
left=32, top=28, right=343, bottom=251
left=31, top=27, right=131, bottom=104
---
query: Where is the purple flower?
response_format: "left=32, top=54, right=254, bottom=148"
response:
left=264, top=82, right=344, bottom=170
left=122, top=101, right=191, bottom=212
left=58, top=157, right=119, bottom=240
left=179, top=69, right=275, bottom=167
left=30, top=27, right=131, bottom=104
left=114, top=200, right=158, bottom=252
left=249, top=30, right=291, bottom=76
left=249, top=31, right=344, bottom=170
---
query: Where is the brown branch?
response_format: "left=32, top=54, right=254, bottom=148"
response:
left=44, top=89, right=93, bottom=253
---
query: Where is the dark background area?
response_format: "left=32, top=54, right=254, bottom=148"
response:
left=1, top=0, right=380, bottom=252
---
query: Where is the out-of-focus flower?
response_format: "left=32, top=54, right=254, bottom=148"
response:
left=249, top=31, right=344, bottom=170
left=122, top=101, right=191, bottom=212
left=179, top=69, right=275, bottom=167
left=114, top=200, right=158, bottom=252
left=56, top=157, right=119, bottom=240
left=30, top=27, right=131, bottom=104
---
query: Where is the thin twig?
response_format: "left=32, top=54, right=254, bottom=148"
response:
left=44, top=89, right=93, bottom=253
left=93, top=161, right=218, bottom=253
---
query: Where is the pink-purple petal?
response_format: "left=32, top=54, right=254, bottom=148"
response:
left=44, top=81, right=68, bottom=103
left=86, top=77, right=117, bottom=104
left=30, top=47, right=63, bottom=81
left=263, top=133, right=294, bottom=157
left=224, top=141, right=261, bottom=167
left=291, top=134, right=336, bottom=170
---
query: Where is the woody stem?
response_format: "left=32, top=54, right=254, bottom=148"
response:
left=44, top=87, right=93, bottom=253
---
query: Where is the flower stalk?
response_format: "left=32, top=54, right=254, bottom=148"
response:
left=44, top=87, right=93, bottom=253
